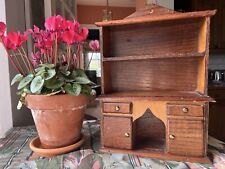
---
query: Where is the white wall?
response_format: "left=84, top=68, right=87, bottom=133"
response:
left=147, top=0, right=174, bottom=10
left=0, top=0, right=13, bottom=138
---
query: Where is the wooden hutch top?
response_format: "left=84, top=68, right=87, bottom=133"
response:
left=96, top=5, right=216, bottom=27
left=96, top=4, right=216, bottom=103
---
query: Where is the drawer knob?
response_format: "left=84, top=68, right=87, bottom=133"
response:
left=115, top=106, right=120, bottom=111
left=125, top=133, right=130, bottom=137
left=169, top=134, right=175, bottom=140
left=182, top=107, right=189, bottom=113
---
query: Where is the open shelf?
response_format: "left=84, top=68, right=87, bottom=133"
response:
left=135, top=139, right=165, bottom=152
left=98, top=90, right=214, bottom=102
left=103, top=52, right=205, bottom=62
left=102, top=18, right=208, bottom=60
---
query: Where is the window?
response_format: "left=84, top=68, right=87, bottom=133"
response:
left=85, top=52, right=101, bottom=77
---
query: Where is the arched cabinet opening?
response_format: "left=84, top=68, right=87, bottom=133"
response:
left=134, top=109, right=166, bottom=152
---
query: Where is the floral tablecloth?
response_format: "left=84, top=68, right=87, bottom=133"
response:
left=1, top=120, right=224, bottom=169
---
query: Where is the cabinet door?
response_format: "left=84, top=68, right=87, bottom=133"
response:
left=167, top=119, right=204, bottom=157
left=103, top=116, right=133, bottom=149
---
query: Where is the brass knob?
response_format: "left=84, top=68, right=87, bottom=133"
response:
left=182, top=107, right=189, bottom=113
left=125, top=133, right=130, bottom=137
left=115, top=106, right=120, bottom=111
left=169, top=134, right=175, bottom=140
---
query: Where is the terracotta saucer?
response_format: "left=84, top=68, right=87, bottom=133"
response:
left=29, top=135, right=84, bottom=157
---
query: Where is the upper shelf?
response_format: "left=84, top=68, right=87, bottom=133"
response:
left=103, top=52, right=205, bottom=62
left=95, top=10, right=216, bottom=27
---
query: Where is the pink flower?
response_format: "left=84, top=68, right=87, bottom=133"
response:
left=31, top=52, right=41, bottom=66
left=79, top=27, right=89, bottom=42
left=2, top=37, right=14, bottom=49
left=0, top=22, right=6, bottom=37
left=61, top=27, right=89, bottom=45
left=30, top=27, right=54, bottom=54
left=44, top=15, right=64, bottom=31
left=3, top=32, right=27, bottom=50
left=62, top=20, right=80, bottom=32
left=61, top=30, right=76, bottom=45
left=89, top=40, right=100, bottom=51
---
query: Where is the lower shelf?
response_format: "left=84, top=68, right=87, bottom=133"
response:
left=135, top=138, right=165, bottom=153
left=100, top=147, right=212, bottom=164
left=98, top=90, right=214, bottom=102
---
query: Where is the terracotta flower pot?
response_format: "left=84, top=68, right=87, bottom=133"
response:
left=25, top=94, right=88, bottom=149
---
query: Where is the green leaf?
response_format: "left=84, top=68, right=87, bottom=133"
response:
left=61, top=70, right=70, bottom=76
left=36, top=69, right=46, bottom=76
left=64, top=83, right=81, bottom=96
left=16, top=88, right=30, bottom=96
left=45, top=69, right=56, bottom=80
left=16, top=90, right=23, bottom=96
left=30, top=76, right=44, bottom=93
left=81, top=85, right=92, bottom=95
left=23, top=87, right=31, bottom=94
left=11, top=74, right=23, bottom=86
left=35, top=66, right=45, bottom=73
left=72, top=83, right=81, bottom=96
left=64, top=83, right=74, bottom=95
left=75, top=77, right=93, bottom=84
left=71, top=69, right=88, bottom=79
left=45, top=78, right=64, bottom=89
left=45, top=90, right=62, bottom=96
left=18, top=74, right=34, bottom=90
left=39, top=63, right=55, bottom=69
left=65, top=78, right=75, bottom=83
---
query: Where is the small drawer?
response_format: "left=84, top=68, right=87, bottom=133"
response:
left=103, top=102, right=131, bottom=114
left=167, top=104, right=203, bottom=117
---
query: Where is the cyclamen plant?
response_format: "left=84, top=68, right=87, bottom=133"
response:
left=0, top=15, right=99, bottom=107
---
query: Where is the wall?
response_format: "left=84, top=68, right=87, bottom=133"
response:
left=147, top=0, right=174, bottom=9
left=77, top=5, right=135, bottom=24
left=5, top=0, right=34, bottom=126
left=0, top=0, right=12, bottom=138
left=209, top=53, right=225, bottom=70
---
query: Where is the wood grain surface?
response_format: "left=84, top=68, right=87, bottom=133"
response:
left=103, top=116, right=133, bottom=149
left=167, top=119, right=204, bottom=157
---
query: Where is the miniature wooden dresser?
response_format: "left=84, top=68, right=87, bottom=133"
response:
left=96, top=5, right=216, bottom=163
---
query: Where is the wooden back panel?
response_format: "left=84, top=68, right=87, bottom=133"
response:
left=102, top=58, right=201, bottom=93
left=103, top=18, right=205, bottom=57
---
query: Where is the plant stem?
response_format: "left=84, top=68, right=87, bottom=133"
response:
left=85, top=52, right=94, bottom=70
left=54, top=33, right=58, bottom=65
left=17, top=49, right=30, bottom=73
left=44, top=53, right=47, bottom=63
left=9, top=55, right=24, bottom=75
left=47, top=51, right=50, bottom=63
left=76, top=44, right=80, bottom=69
left=51, top=47, right=53, bottom=63
left=73, top=53, right=77, bottom=70
left=13, top=53, right=26, bottom=75
left=21, top=47, right=35, bottom=74
left=1, top=44, right=24, bottom=75
left=68, top=45, right=71, bottom=68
